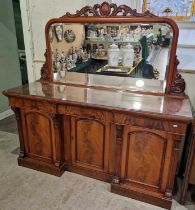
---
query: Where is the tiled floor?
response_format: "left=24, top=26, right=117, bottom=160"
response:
left=0, top=116, right=195, bottom=210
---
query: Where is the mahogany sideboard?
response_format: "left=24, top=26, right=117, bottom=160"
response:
left=2, top=2, right=195, bottom=209
left=3, top=81, right=193, bottom=209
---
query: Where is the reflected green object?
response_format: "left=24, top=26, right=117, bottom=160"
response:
left=140, top=36, right=149, bottom=63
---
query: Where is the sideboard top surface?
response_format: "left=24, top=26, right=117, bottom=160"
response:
left=3, top=81, right=193, bottom=121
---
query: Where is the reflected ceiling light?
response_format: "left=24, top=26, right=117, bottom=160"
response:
left=136, top=80, right=144, bottom=87
left=133, top=102, right=142, bottom=110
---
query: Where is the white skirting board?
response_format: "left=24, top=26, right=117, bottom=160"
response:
left=0, top=109, right=14, bottom=121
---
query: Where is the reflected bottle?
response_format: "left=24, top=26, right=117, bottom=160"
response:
left=107, top=43, right=119, bottom=67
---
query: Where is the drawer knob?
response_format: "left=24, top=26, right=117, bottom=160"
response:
left=173, top=125, right=178, bottom=128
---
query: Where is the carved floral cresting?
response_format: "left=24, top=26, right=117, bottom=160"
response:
left=61, top=2, right=157, bottom=18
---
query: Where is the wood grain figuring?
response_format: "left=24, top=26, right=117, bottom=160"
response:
left=24, top=100, right=56, bottom=113
left=19, top=107, right=65, bottom=175
left=24, top=111, right=53, bottom=161
left=127, top=132, right=165, bottom=187
left=121, top=126, right=167, bottom=190
left=75, top=119, right=105, bottom=168
left=71, top=117, right=110, bottom=173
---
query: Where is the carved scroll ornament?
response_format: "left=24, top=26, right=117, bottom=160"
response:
left=40, top=50, right=50, bottom=81
left=61, top=2, right=156, bottom=18
left=170, top=57, right=186, bottom=95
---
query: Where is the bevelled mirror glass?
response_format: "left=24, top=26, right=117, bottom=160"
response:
left=48, top=22, right=174, bottom=93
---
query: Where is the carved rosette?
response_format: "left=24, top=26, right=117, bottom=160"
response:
left=170, top=56, right=186, bottom=95
left=61, top=2, right=156, bottom=18
left=40, top=50, right=50, bottom=81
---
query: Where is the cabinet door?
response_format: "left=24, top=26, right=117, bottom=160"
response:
left=120, top=125, right=173, bottom=192
left=21, top=108, right=62, bottom=166
left=71, top=117, right=110, bottom=173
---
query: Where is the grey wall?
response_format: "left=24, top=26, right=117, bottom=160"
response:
left=181, top=73, right=195, bottom=108
left=0, top=0, right=21, bottom=112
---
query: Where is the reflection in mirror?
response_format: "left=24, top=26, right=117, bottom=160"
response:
left=50, top=22, right=173, bottom=92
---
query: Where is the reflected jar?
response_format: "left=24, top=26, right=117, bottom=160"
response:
left=122, top=43, right=134, bottom=68
left=107, top=43, right=119, bottom=67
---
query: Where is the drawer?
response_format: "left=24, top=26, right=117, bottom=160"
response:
left=9, top=97, right=24, bottom=107
left=114, top=113, right=187, bottom=135
left=23, top=100, right=56, bottom=113
left=8, top=97, right=56, bottom=113
left=164, top=122, right=187, bottom=135
left=58, top=104, right=112, bottom=122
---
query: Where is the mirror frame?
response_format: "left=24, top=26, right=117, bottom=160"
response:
left=40, top=1, right=185, bottom=95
